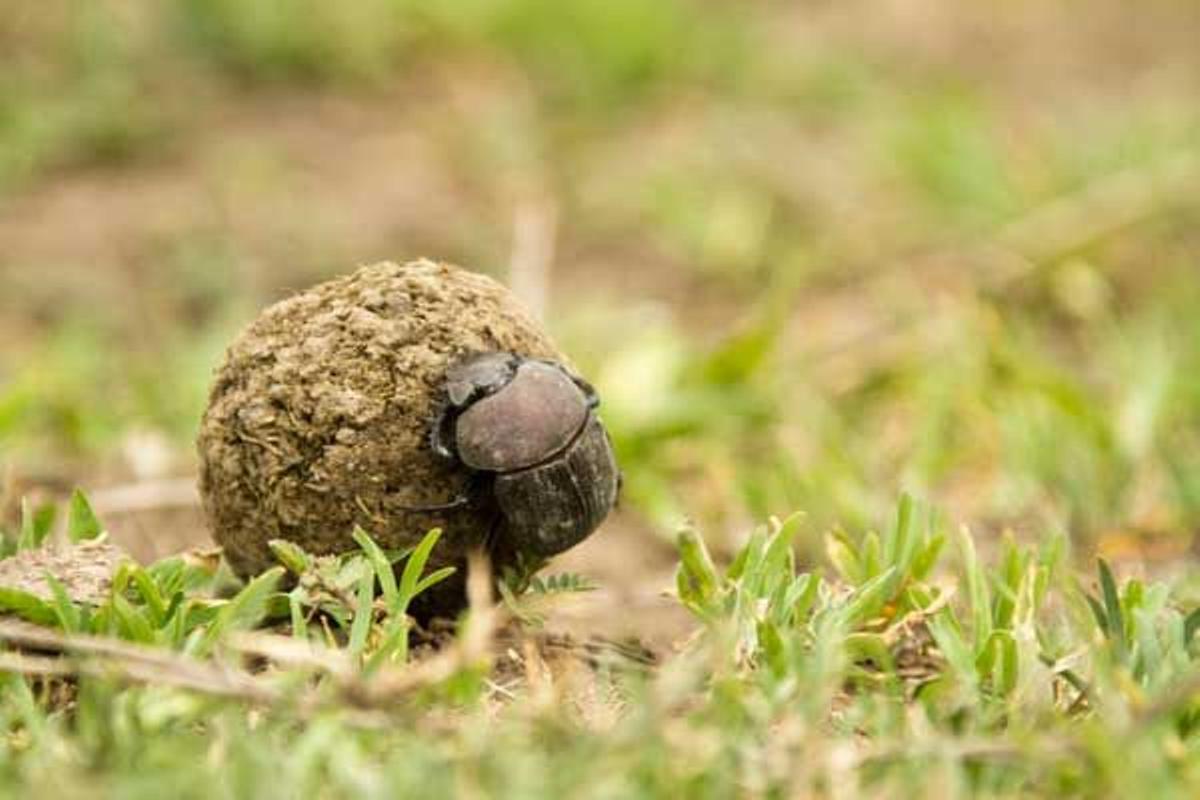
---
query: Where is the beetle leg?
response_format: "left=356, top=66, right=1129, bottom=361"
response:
left=428, top=401, right=460, bottom=461
left=569, top=372, right=601, bottom=409
left=398, top=471, right=490, bottom=513
left=528, top=357, right=601, bottom=410
left=399, top=494, right=473, bottom=513
left=482, top=510, right=504, bottom=553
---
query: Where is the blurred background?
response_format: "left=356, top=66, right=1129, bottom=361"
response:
left=2, top=1, right=1199, bottom=636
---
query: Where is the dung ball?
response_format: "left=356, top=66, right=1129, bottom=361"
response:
left=197, top=260, right=593, bottom=606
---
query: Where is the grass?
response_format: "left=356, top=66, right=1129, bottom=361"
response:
left=3, top=1, right=1200, bottom=797
left=0, top=494, right=1199, bottom=797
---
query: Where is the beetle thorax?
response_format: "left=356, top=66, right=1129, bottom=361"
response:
left=453, top=361, right=590, bottom=472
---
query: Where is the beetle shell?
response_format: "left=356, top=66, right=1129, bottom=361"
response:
left=436, top=352, right=619, bottom=558
left=455, top=360, right=589, bottom=472
left=493, top=414, right=619, bottom=556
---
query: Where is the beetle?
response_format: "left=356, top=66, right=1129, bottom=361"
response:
left=424, top=351, right=620, bottom=558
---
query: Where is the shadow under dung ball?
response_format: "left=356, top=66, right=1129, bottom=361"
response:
left=197, top=260, right=619, bottom=613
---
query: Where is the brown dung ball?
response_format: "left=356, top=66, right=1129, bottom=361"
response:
left=196, top=260, right=580, bottom=604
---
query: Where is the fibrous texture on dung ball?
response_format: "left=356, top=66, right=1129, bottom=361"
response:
left=196, top=260, right=563, bottom=589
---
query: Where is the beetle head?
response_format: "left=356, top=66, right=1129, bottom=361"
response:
left=431, top=352, right=519, bottom=461
left=444, top=352, right=519, bottom=407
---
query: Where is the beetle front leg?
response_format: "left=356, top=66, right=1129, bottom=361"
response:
left=398, top=495, right=473, bottom=513
left=570, top=373, right=601, bottom=410
left=428, top=401, right=460, bottom=461
left=397, top=472, right=485, bottom=513
left=528, top=357, right=600, bottom=410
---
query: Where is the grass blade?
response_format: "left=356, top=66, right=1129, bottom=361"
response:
left=347, top=567, right=376, bottom=660
left=18, top=499, right=57, bottom=551
left=1098, top=559, right=1126, bottom=656
left=196, top=568, right=284, bottom=655
left=66, top=489, right=104, bottom=542
left=0, top=587, right=58, bottom=626
left=396, top=528, right=443, bottom=612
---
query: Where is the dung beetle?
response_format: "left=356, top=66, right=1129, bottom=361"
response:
left=428, top=351, right=620, bottom=558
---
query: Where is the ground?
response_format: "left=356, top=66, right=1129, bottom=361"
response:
left=2, top=1, right=1200, bottom=797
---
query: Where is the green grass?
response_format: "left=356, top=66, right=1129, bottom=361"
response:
left=3, top=2, right=1200, bottom=797
left=1, top=494, right=1199, bottom=797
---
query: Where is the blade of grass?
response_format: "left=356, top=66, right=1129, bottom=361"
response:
left=66, top=489, right=104, bottom=542
left=1098, top=559, right=1127, bottom=657
left=353, top=527, right=398, bottom=609
left=43, top=574, right=83, bottom=633
left=0, top=587, right=57, bottom=626
left=19, top=499, right=56, bottom=551
left=396, top=528, right=444, bottom=613
left=347, top=567, right=376, bottom=661
left=195, top=568, right=284, bottom=655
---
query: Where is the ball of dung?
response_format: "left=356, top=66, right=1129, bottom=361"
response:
left=196, top=260, right=568, bottom=590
